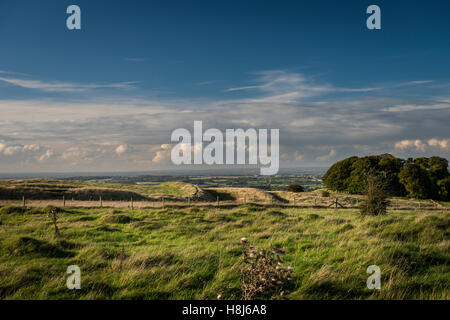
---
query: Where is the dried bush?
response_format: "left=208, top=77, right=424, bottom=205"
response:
left=240, top=238, right=293, bottom=300
left=48, top=207, right=60, bottom=237
left=360, top=174, right=390, bottom=216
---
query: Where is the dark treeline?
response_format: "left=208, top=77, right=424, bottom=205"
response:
left=323, top=154, right=450, bottom=200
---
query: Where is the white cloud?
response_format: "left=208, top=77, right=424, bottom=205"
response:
left=394, top=138, right=450, bottom=152
left=427, top=138, right=449, bottom=150
left=316, top=148, right=337, bottom=161
left=3, top=146, right=22, bottom=156
left=152, top=144, right=171, bottom=164
left=38, top=149, right=54, bottom=162
left=0, top=143, right=54, bottom=166
left=61, top=147, right=88, bottom=160
left=23, top=144, right=41, bottom=152
left=115, top=144, right=128, bottom=155
left=294, top=152, right=304, bottom=161
left=394, top=139, right=427, bottom=152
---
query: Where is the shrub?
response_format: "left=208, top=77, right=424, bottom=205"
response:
left=286, top=184, right=304, bottom=193
left=240, top=238, right=293, bottom=300
left=360, top=174, right=389, bottom=216
left=101, top=214, right=132, bottom=224
left=320, top=190, right=330, bottom=197
left=0, top=205, right=26, bottom=215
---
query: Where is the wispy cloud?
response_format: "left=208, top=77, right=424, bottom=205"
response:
left=124, top=58, right=147, bottom=62
left=0, top=76, right=137, bottom=92
left=382, top=102, right=450, bottom=112
left=0, top=70, right=30, bottom=76
left=404, top=80, right=434, bottom=85
left=224, top=70, right=380, bottom=98
left=195, top=80, right=217, bottom=86
left=225, top=72, right=437, bottom=102
left=225, top=85, right=265, bottom=92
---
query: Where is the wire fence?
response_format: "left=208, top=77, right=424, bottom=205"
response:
left=0, top=195, right=448, bottom=211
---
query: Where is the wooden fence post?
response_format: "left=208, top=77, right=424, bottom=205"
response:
left=100, top=196, right=102, bottom=208
left=131, top=197, right=134, bottom=210
left=63, top=195, right=66, bottom=207
left=217, top=196, right=220, bottom=208
left=23, top=196, right=26, bottom=207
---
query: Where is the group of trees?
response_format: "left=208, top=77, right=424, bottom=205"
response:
left=323, top=154, right=450, bottom=200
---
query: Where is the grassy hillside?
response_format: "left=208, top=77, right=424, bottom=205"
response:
left=0, top=205, right=448, bottom=299
left=0, top=180, right=207, bottom=201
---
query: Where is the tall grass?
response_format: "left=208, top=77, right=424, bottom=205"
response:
left=0, top=205, right=448, bottom=299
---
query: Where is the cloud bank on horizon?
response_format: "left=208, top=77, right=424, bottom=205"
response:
left=1, top=69, right=449, bottom=172
left=0, top=0, right=449, bottom=173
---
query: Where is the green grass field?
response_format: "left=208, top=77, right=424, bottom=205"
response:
left=0, top=180, right=204, bottom=201
left=0, top=204, right=448, bottom=300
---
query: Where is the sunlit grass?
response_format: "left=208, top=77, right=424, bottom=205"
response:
left=0, top=205, right=448, bottom=299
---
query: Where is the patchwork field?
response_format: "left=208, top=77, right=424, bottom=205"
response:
left=0, top=204, right=448, bottom=299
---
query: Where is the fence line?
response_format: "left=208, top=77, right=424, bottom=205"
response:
left=4, top=196, right=449, bottom=211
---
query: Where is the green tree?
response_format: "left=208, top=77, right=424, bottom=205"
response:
left=347, top=156, right=381, bottom=194
left=378, top=156, right=406, bottom=196
left=412, top=157, right=448, bottom=198
left=398, top=163, right=433, bottom=199
left=437, top=177, right=450, bottom=201
left=322, top=156, right=358, bottom=191
left=428, top=156, right=450, bottom=182
left=323, top=154, right=448, bottom=200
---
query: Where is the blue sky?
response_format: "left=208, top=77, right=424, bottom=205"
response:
left=0, top=0, right=450, bottom=172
